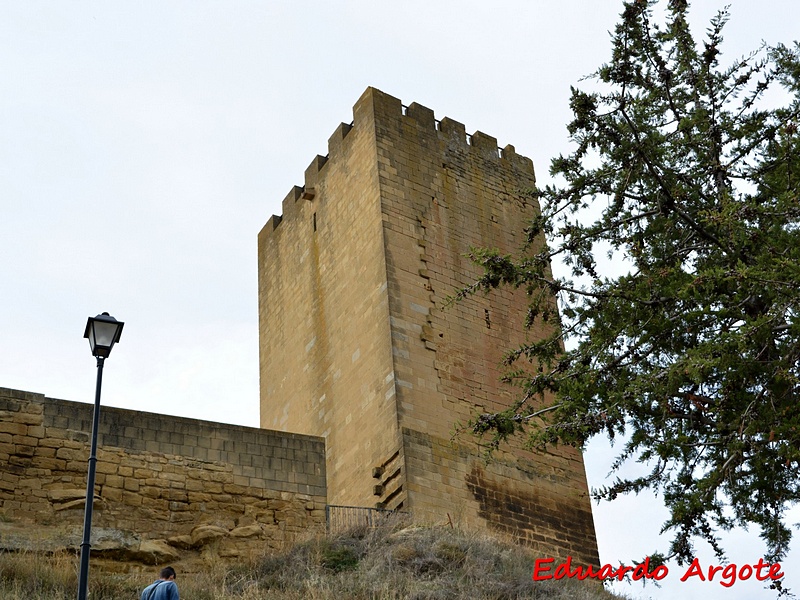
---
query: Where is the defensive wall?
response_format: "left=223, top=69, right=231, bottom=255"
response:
left=0, top=87, right=600, bottom=570
left=0, top=387, right=326, bottom=563
left=258, top=87, right=600, bottom=566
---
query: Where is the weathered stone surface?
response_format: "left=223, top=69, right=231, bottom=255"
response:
left=230, top=524, right=262, bottom=538
left=0, top=387, right=326, bottom=567
left=48, top=489, right=85, bottom=502
left=54, top=498, right=86, bottom=511
left=0, top=422, right=27, bottom=436
left=190, top=525, right=228, bottom=546
left=166, top=534, right=193, bottom=549
left=90, top=528, right=140, bottom=553
left=3, top=88, right=601, bottom=572
left=137, top=539, right=182, bottom=564
left=257, top=87, right=599, bottom=567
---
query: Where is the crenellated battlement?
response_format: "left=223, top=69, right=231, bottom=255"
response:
left=260, top=87, right=535, bottom=239
left=258, top=88, right=598, bottom=566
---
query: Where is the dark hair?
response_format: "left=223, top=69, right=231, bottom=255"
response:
left=160, top=566, right=176, bottom=580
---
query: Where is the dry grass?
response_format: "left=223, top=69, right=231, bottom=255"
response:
left=0, top=522, right=627, bottom=600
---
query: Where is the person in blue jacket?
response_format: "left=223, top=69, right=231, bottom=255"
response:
left=141, top=566, right=179, bottom=600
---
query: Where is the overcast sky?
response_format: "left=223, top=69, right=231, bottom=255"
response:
left=1, top=1, right=798, bottom=598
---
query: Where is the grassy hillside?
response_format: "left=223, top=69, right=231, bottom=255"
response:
left=0, top=521, right=627, bottom=599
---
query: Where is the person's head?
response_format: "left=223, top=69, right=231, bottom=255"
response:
left=159, top=566, right=176, bottom=581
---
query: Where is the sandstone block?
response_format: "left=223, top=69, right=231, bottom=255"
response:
left=26, top=426, right=45, bottom=438
left=103, top=475, right=124, bottom=488
left=0, top=422, right=27, bottom=436
left=190, top=525, right=228, bottom=546
left=230, top=524, right=262, bottom=538
left=140, top=497, right=169, bottom=511
left=167, top=534, right=193, bottom=549
left=10, top=412, right=42, bottom=425
left=54, top=498, right=87, bottom=511
left=188, top=492, right=213, bottom=503
left=96, top=462, right=117, bottom=475
left=47, top=488, right=85, bottom=502
left=163, top=489, right=188, bottom=502
left=102, top=488, right=123, bottom=502
left=123, top=479, right=140, bottom=492
left=137, top=539, right=181, bottom=564
left=122, top=491, right=142, bottom=506
left=185, top=479, right=204, bottom=492
left=38, top=437, right=63, bottom=449
left=56, top=448, right=85, bottom=461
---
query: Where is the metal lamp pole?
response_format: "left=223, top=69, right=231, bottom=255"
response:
left=77, top=312, right=124, bottom=600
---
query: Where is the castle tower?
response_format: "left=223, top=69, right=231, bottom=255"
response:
left=258, top=87, right=599, bottom=565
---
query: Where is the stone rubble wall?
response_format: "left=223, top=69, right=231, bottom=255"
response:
left=0, top=387, right=326, bottom=563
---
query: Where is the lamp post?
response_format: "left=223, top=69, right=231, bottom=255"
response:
left=77, top=312, right=124, bottom=600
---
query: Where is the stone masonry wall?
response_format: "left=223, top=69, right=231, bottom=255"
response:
left=258, top=89, right=401, bottom=509
left=0, top=387, right=326, bottom=563
left=258, top=87, right=599, bottom=567
left=370, top=90, right=600, bottom=566
left=402, top=429, right=597, bottom=563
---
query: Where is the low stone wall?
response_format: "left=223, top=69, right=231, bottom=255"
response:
left=0, top=387, right=326, bottom=563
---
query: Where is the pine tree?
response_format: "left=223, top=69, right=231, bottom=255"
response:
left=464, top=0, right=800, bottom=565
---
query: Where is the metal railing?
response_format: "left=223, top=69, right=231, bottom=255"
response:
left=325, top=504, right=408, bottom=533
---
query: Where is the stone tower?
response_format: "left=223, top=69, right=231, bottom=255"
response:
left=258, top=87, right=599, bottom=565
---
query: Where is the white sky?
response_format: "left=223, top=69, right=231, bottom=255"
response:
left=1, top=1, right=797, bottom=598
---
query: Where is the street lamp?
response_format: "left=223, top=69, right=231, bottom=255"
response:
left=77, top=312, right=124, bottom=600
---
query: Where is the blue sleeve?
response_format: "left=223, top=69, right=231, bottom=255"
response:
left=168, top=581, right=180, bottom=600
left=141, top=582, right=154, bottom=600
